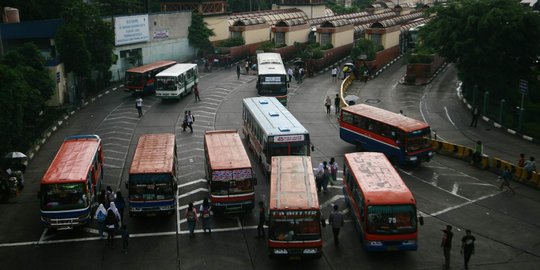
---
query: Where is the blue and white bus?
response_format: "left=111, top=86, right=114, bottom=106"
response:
left=256, top=53, right=288, bottom=106
left=242, top=97, right=311, bottom=174
left=155, top=63, right=198, bottom=99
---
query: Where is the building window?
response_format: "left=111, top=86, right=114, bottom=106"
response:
left=370, top=33, right=382, bottom=46
left=320, top=33, right=331, bottom=46
left=275, top=32, right=285, bottom=45
left=120, top=50, right=129, bottom=58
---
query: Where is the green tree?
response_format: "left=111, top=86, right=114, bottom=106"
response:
left=351, top=38, right=378, bottom=61
left=95, top=0, right=144, bottom=16
left=2, top=0, right=68, bottom=20
left=55, top=0, right=114, bottom=96
left=422, top=0, right=540, bottom=103
left=188, top=11, right=215, bottom=57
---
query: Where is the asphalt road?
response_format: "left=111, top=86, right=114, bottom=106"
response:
left=1, top=62, right=540, bottom=270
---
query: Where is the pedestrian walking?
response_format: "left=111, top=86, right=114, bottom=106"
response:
left=363, top=69, right=369, bottom=83
left=236, top=65, right=241, bottom=79
left=287, top=67, right=293, bottom=83
left=114, top=191, right=125, bottom=222
left=517, top=153, right=525, bottom=167
left=329, top=157, right=338, bottom=186
left=334, top=94, right=340, bottom=114
left=135, top=96, right=143, bottom=118
left=328, top=204, right=344, bottom=245
left=471, top=141, right=483, bottom=165
left=524, top=156, right=536, bottom=180
left=199, top=198, right=213, bottom=233
left=185, top=202, right=198, bottom=237
left=316, top=161, right=330, bottom=193
left=441, top=225, right=454, bottom=269
left=470, top=106, right=479, bottom=127
left=255, top=201, right=266, bottom=239
left=108, top=202, right=121, bottom=226
left=331, top=66, right=338, bottom=82
left=193, top=83, right=201, bottom=102
left=121, top=224, right=129, bottom=254
left=186, top=111, right=195, bottom=133
left=499, top=167, right=515, bottom=194
left=182, top=111, right=188, bottom=132
left=94, top=203, right=107, bottom=238
left=294, top=67, right=299, bottom=83
left=98, top=188, right=106, bottom=207
left=325, top=96, right=331, bottom=114
left=105, top=186, right=115, bottom=208
left=298, top=67, right=304, bottom=83
left=245, top=60, right=250, bottom=74
left=461, top=229, right=476, bottom=270
left=105, top=209, right=119, bottom=246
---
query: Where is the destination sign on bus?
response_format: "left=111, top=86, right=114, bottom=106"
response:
left=271, top=210, right=318, bottom=217
left=212, top=169, right=252, bottom=181
left=264, top=77, right=282, bottom=82
left=274, top=135, right=305, bottom=143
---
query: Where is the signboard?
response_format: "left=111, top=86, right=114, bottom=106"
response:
left=114, top=15, right=149, bottom=46
left=274, top=135, right=305, bottom=143
left=270, top=210, right=318, bottom=217
left=153, top=30, right=169, bottom=39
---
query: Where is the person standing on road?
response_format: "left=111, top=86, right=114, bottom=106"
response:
left=287, top=67, right=293, bottom=83
left=328, top=204, right=344, bottom=246
left=331, top=66, right=338, bottom=82
left=524, top=156, right=536, bottom=180
left=255, top=201, right=266, bottom=239
left=186, top=111, right=195, bottom=133
left=94, top=203, right=107, bottom=238
left=316, top=161, right=330, bottom=193
left=470, top=106, right=479, bottom=127
left=329, top=157, right=338, bottom=186
left=185, top=202, right=198, bottom=237
left=334, top=94, right=340, bottom=114
left=114, top=191, right=126, bottom=222
left=135, top=96, right=143, bottom=118
left=471, top=141, right=483, bottom=165
left=441, top=225, right=454, bottom=269
left=499, top=167, right=515, bottom=194
left=461, top=229, right=476, bottom=270
left=325, top=96, right=332, bottom=114
left=236, top=64, right=241, bottom=79
left=517, top=153, right=525, bottom=167
left=105, top=208, right=119, bottom=246
left=199, top=198, right=213, bottom=234
left=193, top=83, right=201, bottom=102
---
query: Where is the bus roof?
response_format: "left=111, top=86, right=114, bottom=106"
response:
left=126, top=60, right=176, bottom=74
left=129, top=133, right=176, bottom=175
left=243, top=97, right=309, bottom=137
left=344, top=152, right=415, bottom=205
left=204, top=130, right=251, bottom=171
left=156, top=63, right=198, bottom=77
left=342, top=104, right=429, bottom=132
left=269, top=156, right=319, bottom=211
left=41, top=135, right=101, bottom=185
left=257, top=53, right=286, bottom=75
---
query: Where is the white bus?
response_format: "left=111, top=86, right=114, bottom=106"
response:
left=256, top=53, right=288, bottom=106
left=155, top=63, right=198, bottom=99
left=242, top=97, right=311, bottom=174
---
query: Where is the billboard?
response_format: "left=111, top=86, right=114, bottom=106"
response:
left=114, top=15, right=149, bottom=46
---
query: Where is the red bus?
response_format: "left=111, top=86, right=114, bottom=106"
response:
left=128, top=133, right=177, bottom=216
left=204, top=130, right=256, bottom=214
left=343, top=152, right=419, bottom=251
left=39, top=135, right=103, bottom=229
left=124, top=60, right=176, bottom=95
left=268, top=156, right=322, bottom=258
left=339, top=104, right=433, bottom=165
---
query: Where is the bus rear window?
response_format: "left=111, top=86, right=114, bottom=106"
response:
left=125, top=72, right=143, bottom=87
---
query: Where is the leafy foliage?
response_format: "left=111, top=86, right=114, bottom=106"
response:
left=422, top=0, right=540, bottom=103
left=219, top=37, right=245, bottom=47
left=351, top=38, right=377, bottom=61
left=188, top=11, right=216, bottom=56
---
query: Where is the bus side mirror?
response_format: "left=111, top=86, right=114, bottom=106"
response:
left=418, top=215, right=424, bottom=226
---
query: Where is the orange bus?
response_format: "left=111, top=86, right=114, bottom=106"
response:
left=343, top=152, right=419, bottom=251
left=128, top=133, right=177, bottom=216
left=268, top=156, right=322, bottom=258
left=204, top=130, right=255, bottom=214
left=39, top=135, right=103, bottom=229
left=124, top=60, right=176, bottom=95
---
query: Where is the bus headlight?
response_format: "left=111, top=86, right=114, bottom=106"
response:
left=406, top=156, right=418, bottom=161
left=273, top=249, right=288, bottom=255
left=369, top=241, right=383, bottom=246
left=303, top=248, right=318, bottom=254
left=428, top=151, right=435, bottom=157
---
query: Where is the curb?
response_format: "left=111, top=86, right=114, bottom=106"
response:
left=457, top=82, right=535, bottom=143
left=26, top=84, right=124, bottom=161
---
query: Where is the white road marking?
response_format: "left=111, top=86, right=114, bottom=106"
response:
left=177, top=179, right=207, bottom=188
left=444, top=107, right=456, bottom=127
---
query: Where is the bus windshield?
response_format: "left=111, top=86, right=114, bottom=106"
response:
left=156, top=77, right=177, bottom=91
left=129, top=173, right=175, bottom=201
left=258, top=75, right=287, bottom=95
left=406, top=128, right=431, bottom=152
left=269, top=217, right=321, bottom=241
left=125, top=72, right=144, bottom=87
left=367, top=205, right=417, bottom=234
left=41, top=183, right=88, bottom=211
left=210, top=179, right=254, bottom=196
left=269, top=142, right=308, bottom=156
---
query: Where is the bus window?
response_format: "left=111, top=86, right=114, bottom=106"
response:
left=342, top=111, right=353, bottom=124
left=367, top=205, right=417, bottom=234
